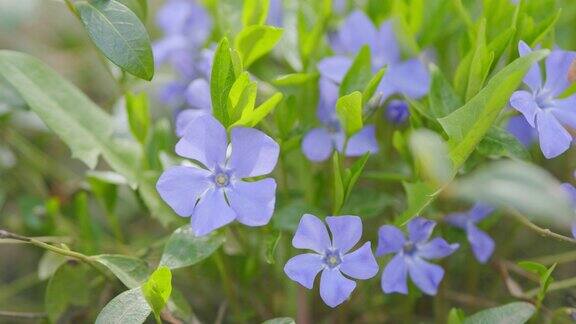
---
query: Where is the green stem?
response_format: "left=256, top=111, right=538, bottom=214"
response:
left=508, top=210, right=576, bottom=245
left=525, top=276, right=576, bottom=298
left=213, top=250, right=242, bottom=321
left=0, top=229, right=113, bottom=281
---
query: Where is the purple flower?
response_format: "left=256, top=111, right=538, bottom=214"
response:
left=385, top=100, right=410, bottom=124
left=284, top=214, right=379, bottom=307
left=445, top=204, right=495, bottom=263
left=267, top=0, right=283, bottom=27
left=506, top=115, right=537, bottom=147
left=175, top=78, right=212, bottom=136
left=559, top=183, right=576, bottom=238
left=156, top=115, right=279, bottom=236
left=153, top=0, right=212, bottom=77
left=301, top=78, right=379, bottom=162
left=377, top=217, right=459, bottom=295
left=318, top=11, right=430, bottom=101
left=509, top=41, right=576, bottom=159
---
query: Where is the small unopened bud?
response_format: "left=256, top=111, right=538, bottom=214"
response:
left=569, top=59, right=576, bottom=83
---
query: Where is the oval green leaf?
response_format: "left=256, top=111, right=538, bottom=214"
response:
left=76, top=0, right=154, bottom=80
left=159, top=226, right=225, bottom=269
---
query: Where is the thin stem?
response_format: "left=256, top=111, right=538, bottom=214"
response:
left=0, top=310, right=46, bottom=319
left=508, top=210, right=576, bottom=245
left=0, top=229, right=113, bottom=281
left=525, top=276, right=576, bottom=298
left=529, top=250, right=576, bottom=266
left=213, top=250, right=242, bottom=321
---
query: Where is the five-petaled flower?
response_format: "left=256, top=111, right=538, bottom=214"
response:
left=156, top=114, right=279, bottom=236
left=445, top=204, right=495, bottom=263
left=284, top=214, right=379, bottom=307
left=302, top=78, right=379, bottom=162
left=318, top=10, right=430, bottom=101
left=377, top=217, right=459, bottom=295
left=510, top=41, right=576, bottom=159
left=385, top=99, right=410, bottom=124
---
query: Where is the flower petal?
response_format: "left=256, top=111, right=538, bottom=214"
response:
left=319, top=268, right=357, bottom=308
left=444, top=212, right=469, bottom=229
left=407, top=257, right=444, bottom=295
left=229, top=127, right=279, bottom=178
left=550, top=96, right=576, bottom=129
left=466, top=223, right=495, bottom=264
left=175, top=109, right=208, bottom=137
left=156, top=166, right=210, bottom=216
left=343, top=125, right=379, bottom=157
left=560, top=183, right=576, bottom=207
left=185, top=78, right=212, bottom=111
left=417, top=238, right=459, bottom=260
left=325, top=215, right=362, bottom=253
left=536, top=109, right=572, bottom=159
left=340, top=242, right=379, bottom=280
left=333, top=10, right=377, bottom=55
left=544, top=50, right=576, bottom=97
left=407, top=217, right=436, bottom=243
left=510, top=90, right=539, bottom=127
left=507, top=115, right=537, bottom=147
left=227, top=178, right=276, bottom=227
left=383, top=58, right=430, bottom=99
left=376, top=225, right=405, bottom=256
left=175, top=114, right=227, bottom=169
left=381, top=253, right=408, bottom=294
left=284, top=253, right=324, bottom=289
left=317, top=56, right=352, bottom=84
left=373, top=20, right=400, bottom=67
left=191, top=188, right=236, bottom=236
left=469, top=203, right=495, bottom=223
left=293, top=214, right=331, bottom=254
left=572, top=222, right=576, bottom=239
left=518, top=41, right=542, bottom=91
left=302, top=128, right=335, bottom=162
left=317, top=78, right=339, bottom=124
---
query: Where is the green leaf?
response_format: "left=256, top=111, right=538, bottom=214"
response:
left=332, top=153, right=345, bottom=214
left=95, top=287, right=151, bottom=324
left=0, top=51, right=177, bottom=226
left=262, top=318, right=296, bottom=324
left=453, top=160, right=575, bottom=226
left=438, top=49, right=548, bottom=167
left=274, top=73, right=317, bottom=86
left=235, top=25, right=283, bottom=68
left=336, top=91, right=363, bottom=136
left=340, top=46, right=372, bottom=96
left=264, top=231, right=282, bottom=264
left=211, top=38, right=236, bottom=127
left=116, top=0, right=147, bottom=21
left=159, top=225, right=225, bottom=269
left=38, top=252, right=67, bottom=281
left=94, top=254, right=150, bottom=289
left=408, top=129, right=452, bottom=185
left=464, top=302, right=535, bottom=324
left=477, top=127, right=530, bottom=160
left=395, top=181, right=436, bottom=226
left=242, top=0, right=270, bottom=26
left=518, top=261, right=548, bottom=276
left=235, top=92, right=283, bottom=127
left=45, top=263, right=91, bottom=323
left=362, top=68, right=386, bottom=105
left=344, top=153, right=371, bottom=203
left=125, top=92, right=150, bottom=144
left=74, top=191, right=99, bottom=254
left=142, top=266, right=172, bottom=322
left=76, top=0, right=154, bottom=80
left=448, top=308, right=466, bottom=324
left=228, top=72, right=257, bottom=123
left=428, top=64, right=462, bottom=118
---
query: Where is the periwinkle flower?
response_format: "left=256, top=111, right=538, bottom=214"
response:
left=284, top=214, right=379, bottom=307
left=175, top=78, right=212, bottom=136
left=559, top=182, right=576, bottom=238
left=153, top=0, right=213, bottom=78
left=506, top=115, right=537, bottom=147
left=445, top=204, right=495, bottom=263
left=377, top=217, right=459, bottom=295
left=318, top=10, right=430, bottom=101
left=385, top=99, right=410, bottom=124
left=156, top=115, right=279, bottom=236
left=509, top=41, right=576, bottom=159
left=301, top=78, right=379, bottom=162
